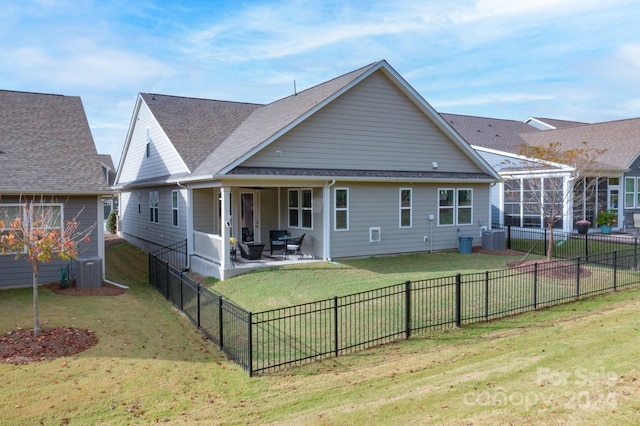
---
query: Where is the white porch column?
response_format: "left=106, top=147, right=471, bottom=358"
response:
left=322, top=180, right=334, bottom=260
left=563, top=174, right=573, bottom=232
left=220, top=186, right=232, bottom=269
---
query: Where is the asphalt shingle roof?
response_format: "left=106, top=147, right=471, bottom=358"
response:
left=440, top=113, right=539, bottom=153
left=139, top=93, right=262, bottom=173
left=521, top=118, right=640, bottom=171
left=0, top=90, right=111, bottom=195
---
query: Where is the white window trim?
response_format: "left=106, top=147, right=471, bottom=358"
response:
left=149, top=191, right=159, bottom=224
left=399, top=188, right=412, bottom=228
left=438, top=188, right=473, bottom=226
left=301, top=188, right=313, bottom=230
left=457, top=188, right=473, bottom=225
left=31, top=203, right=64, bottom=231
left=172, top=190, right=179, bottom=228
left=0, top=203, right=28, bottom=254
left=288, top=189, right=299, bottom=228
left=334, top=188, right=349, bottom=231
left=625, top=177, right=637, bottom=208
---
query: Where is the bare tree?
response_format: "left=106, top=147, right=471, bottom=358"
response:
left=506, top=141, right=605, bottom=260
left=0, top=196, right=95, bottom=336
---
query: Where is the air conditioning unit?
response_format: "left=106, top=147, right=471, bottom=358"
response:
left=482, top=230, right=506, bottom=251
left=76, top=257, right=102, bottom=289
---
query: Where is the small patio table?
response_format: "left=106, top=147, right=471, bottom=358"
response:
left=278, top=235, right=297, bottom=259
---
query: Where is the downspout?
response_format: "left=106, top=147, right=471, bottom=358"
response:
left=177, top=181, right=192, bottom=270
left=323, top=179, right=336, bottom=261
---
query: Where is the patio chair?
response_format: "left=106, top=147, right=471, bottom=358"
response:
left=285, top=234, right=305, bottom=259
left=238, top=242, right=265, bottom=260
left=269, top=230, right=287, bottom=255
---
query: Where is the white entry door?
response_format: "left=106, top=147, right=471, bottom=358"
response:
left=240, top=191, right=260, bottom=243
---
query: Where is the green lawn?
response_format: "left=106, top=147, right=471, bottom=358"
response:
left=209, top=250, right=547, bottom=311
left=1, top=242, right=639, bottom=425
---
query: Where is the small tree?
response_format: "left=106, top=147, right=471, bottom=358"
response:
left=106, top=210, right=118, bottom=234
left=0, top=196, right=94, bottom=336
left=510, top=141, right=605, bottom=260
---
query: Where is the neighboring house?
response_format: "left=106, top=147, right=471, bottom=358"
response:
left=443, top=113, right=640, bottom=232
left=0, top=89, right=112, bottom=288
left=115, top=60, right=500, bottom=280
left=99, top=154, right=118, bottom=224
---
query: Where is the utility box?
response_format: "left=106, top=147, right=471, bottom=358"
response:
left=482, top=230, right=506, bottom=251
left=76, top=257, right=102, bottom=289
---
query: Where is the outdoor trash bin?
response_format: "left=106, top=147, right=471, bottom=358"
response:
left=458, top=236, right=473, bottom=254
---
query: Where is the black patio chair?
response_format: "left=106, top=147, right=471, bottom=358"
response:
left=269, top=230, right=287, bottom=255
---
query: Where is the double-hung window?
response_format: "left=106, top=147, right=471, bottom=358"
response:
left=625, top=177, right=640, bottom=208
left=171, top=190, right=179, bottom=227
left=399, top=188, right=412, bottom=227
left=149, top=191, right=159, bottom=223
left=438, top=188, right=473, bottom=225
left=288, top=189, right=313, bottom=229
left=0, top=204, right=26, bottom=254
left=334, top=188, right=349, bottom=230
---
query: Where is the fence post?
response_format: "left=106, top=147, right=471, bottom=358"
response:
left=613, top=251, right=618, bottom=291
left=635, top=238, right=638, bottom=271
left=405, top=281, right=411, bottom=339
left=455, top=273, right=462, bottom=327
left=533, top=263, right=538, bottom=310
left=197, top=282, right=201, bottom=328
left=333, top=296, right=339, bottom=357
left=507, top=225, right=512, bottom=250
left=576, top=256, right=581, bottom=298
left=247, top=311, right=253, bottom=377
left=483, top=271, right=489, bottom=321
left=218, top=295, right=224, bottom=348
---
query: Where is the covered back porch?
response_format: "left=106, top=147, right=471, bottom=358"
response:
left=188, top=181, right=328, bottom=280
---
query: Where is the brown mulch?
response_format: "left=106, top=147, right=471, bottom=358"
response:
left=0, top=327, right=98, bottom=365
left=506, top=258, right=592, bottom=280
left=1, top=244, right=127, bottom=365
left=473, top=245, right=591, bottom=279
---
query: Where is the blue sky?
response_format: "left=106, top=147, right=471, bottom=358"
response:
left=2, top=0, right=640, bottom=166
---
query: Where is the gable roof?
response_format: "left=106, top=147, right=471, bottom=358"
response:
left=119, top=61, right=499, bottom=185
left=521, top=117, right=640, bottom=171
left=0, top=90, right=111, bottom=195
left=193, top=62, right=381, bottom=177
left=139, top=93, right=262, bottom=173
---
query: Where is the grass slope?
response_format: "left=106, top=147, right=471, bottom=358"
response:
left=0, top=242, right=638, bottom=425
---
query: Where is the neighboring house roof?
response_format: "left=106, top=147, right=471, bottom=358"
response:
left=0, top=90, right=111, bottom=195
left=521, top=117, right=640, bottom=172
left=524, top=117, right=589, bottom=130
left=444, top=112, right=640, bottom=174
left=98, top=154, right=117, bottom=186
left=440, top=113, right=539, bottom=153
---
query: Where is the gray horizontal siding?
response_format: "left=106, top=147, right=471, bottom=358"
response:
left=0, top=195, right=101, bottom=288
left=120, top=186, right=188, bottom=251
left=329, top=182, right=490, bottom=258
left=242, top=71, right=481, bottom=173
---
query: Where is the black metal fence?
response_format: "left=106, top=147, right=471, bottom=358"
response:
left=495, top=224, right=639, bottom=260
left=149, top=245, right=640, bottom=376
left=150, top=239, right=188, bottom=270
